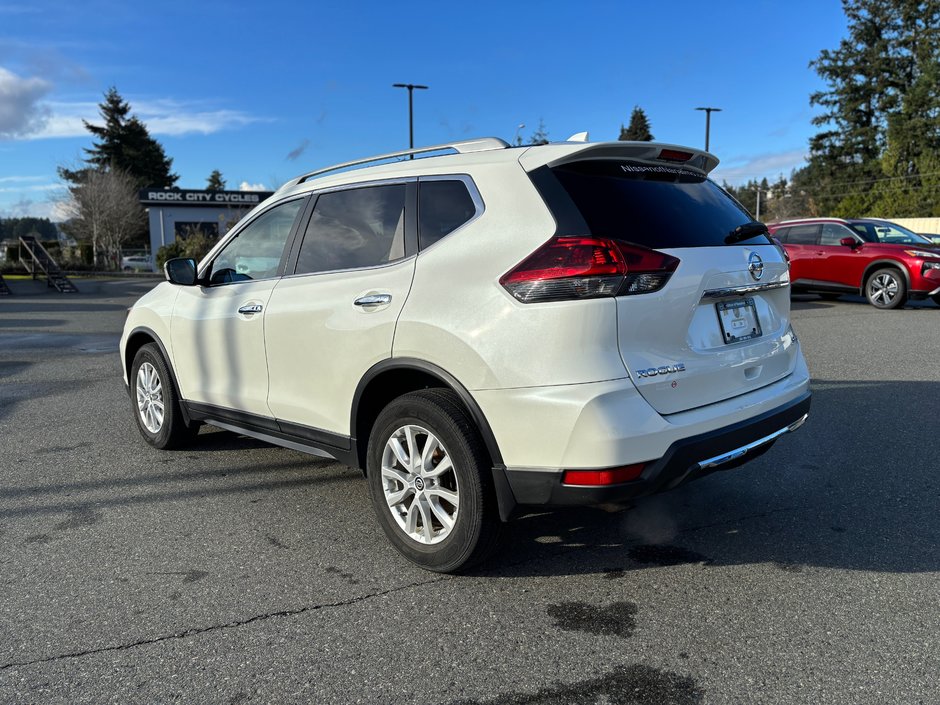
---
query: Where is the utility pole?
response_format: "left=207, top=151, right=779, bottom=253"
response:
left=695, top=107, right=722, bottom=152
left=392, top=83, right=428, bottom=158
left=755, top=185, right=762, bottom=220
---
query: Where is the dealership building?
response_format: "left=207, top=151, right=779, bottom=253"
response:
left=138, top=188, right=274, bottom=260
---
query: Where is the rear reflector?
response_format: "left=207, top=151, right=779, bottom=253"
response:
left=500, top=237, right=679, bottom=303
left=562, top=464, right=646, bottom=486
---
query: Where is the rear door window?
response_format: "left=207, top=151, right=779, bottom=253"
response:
left=786, top=224, right=820, bottom=245
left=547, top=160, right=766, bottom=248
left=294, top=184, right=407, bottom=275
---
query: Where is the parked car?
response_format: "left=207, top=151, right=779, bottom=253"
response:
left=120, top=137, right=811, bottom=572
left=121, top=255, right=154, bottom=272
left=768, top=217, right=940, bottom=309
left=920, top=233, right=940, bottom=245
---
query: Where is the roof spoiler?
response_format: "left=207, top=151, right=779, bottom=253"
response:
left=519, top=141, right=719, bottom=175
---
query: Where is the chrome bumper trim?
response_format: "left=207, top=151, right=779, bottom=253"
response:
left=696, top=413, right=808, bottom=470
left=701, top=280, right=789, bottom=299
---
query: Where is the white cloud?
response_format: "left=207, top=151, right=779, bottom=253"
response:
left=16, top=97, right=265, bottom=140
left=711, top=149, right=808, bottom=186
left=239, top=181, right=268, bottom=192
left=0, top=183, right=64, bottom=193
left=0, top=67, right=53, bottom=138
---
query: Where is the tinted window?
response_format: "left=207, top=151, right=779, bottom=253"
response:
left=208, top=199, right=303, bottom=285
left=549, top=160, right=766, bottom=248
left=820, top=223, right=854, bottom=246
left=773, top=227, right=791, bottom=243
left=295, top=184, right=406, bottom=275
left=786, top=224, right=820, bottom=245
left=849, top=220, right=932, bottom=245
left=419, top=179, right=477, bottom=249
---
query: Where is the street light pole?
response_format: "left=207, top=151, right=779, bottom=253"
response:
left=694, top=106, right=722, bottom=152
left=393, top=83, right=428, bottom=158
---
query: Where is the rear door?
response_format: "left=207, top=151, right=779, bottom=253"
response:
left=546, top=159, right=798, bottom=415
left=264, top=181, right=417, bottom=437
left=781, top=224, right=821, bottom=283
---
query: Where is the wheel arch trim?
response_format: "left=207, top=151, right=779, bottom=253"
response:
left=860, top=259, right=911, bottom=293
left=351, top=358, right=504, bottom=468
left=124, top=325, right=193, bottom=427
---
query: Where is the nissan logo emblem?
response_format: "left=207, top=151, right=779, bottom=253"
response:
left=748, top=252, right=764, bottom=281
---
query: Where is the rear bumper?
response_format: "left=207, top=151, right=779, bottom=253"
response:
left=503, top=391, right=811, bottom=506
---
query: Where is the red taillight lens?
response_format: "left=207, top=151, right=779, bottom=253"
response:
left=500, top=236, right=679, bottom=303
left=562, top=464, right=646, bottom=486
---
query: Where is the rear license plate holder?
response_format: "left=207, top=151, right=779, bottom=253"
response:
left=716, top=298, right=762, bottom=344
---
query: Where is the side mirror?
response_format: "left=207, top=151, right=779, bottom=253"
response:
left=840, top=237, right=858, bottom=248
left=164, top=258, right=198, bottom=286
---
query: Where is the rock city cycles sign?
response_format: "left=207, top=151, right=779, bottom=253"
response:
left=138, top=189, right=273, bottom=206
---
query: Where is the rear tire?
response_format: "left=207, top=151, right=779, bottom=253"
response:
left=367, top=389, right=502, bottom=573
left=865, top=268, right=907, bottom=309
left=932, top=293, right=940, bottom=307
left=130, top=343, right=197, bottom=449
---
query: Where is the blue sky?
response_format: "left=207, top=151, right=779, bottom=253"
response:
left=0, top=0, right=847, bottom=220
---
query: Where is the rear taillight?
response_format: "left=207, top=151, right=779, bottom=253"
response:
left=500, top=236, right=679, bottom=304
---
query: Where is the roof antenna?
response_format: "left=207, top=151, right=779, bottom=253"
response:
left=566, top=131, right=589, bottom=142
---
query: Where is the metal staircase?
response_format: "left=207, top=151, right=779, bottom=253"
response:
left=18, top=235, right=79, bottom=293
left=0, top=274, right=10, bottom=296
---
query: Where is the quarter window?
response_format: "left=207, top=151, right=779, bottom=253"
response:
left=208, top=199, right=303, bottom=285
left=419, top=179, right=477, bottom=249
left=295, top=184, right=407, bottom=275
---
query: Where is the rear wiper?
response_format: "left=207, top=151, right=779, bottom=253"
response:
left=726, top=221, right=769, bottom=244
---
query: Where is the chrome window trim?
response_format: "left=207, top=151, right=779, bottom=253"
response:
left=701, top=280, right=789, bottom=299
left=281, top=254, right=417, bottom=281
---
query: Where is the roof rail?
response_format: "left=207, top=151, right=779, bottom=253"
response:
left=291, top=137, right=510, bottom=186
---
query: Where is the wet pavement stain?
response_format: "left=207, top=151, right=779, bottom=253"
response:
left=448, top=664, right=703, bottom=704
left=24, top=534, right=53, bottom=545
left=54, top=508, right=100, bottom=531
left=324, top=566, right=359, bottom=585
left=547, top=601, right=637, bottom=638
left=628, top=544, right=711, bottom=567
left=265, top=534, right=289, bottom=550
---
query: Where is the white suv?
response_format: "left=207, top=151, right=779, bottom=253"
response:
left=120, top=137, right=811, bottom=572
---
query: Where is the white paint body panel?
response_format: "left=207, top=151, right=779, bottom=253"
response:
left=264, top=258, right=416, bottom=435
left=170, top=280, right=278, bottom=416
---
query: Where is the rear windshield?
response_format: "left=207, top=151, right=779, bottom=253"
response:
left=549, top=160, right=767, bottom=248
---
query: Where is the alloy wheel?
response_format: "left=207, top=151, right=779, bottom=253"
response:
left=135, top=362, right=165, bottom=433
left=381, top=425, right=460, bottom=545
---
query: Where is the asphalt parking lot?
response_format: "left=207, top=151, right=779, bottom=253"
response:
left=1, top=278, right=938, bottom=704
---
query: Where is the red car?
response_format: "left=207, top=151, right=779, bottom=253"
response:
left=768, top=217, right=940, bottom=309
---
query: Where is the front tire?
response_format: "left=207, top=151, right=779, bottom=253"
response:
left=130, top=343, right=196, bottom=449
left=865, top=268, right=907, bottom=309
left=367, top=389, right=502, bottom=573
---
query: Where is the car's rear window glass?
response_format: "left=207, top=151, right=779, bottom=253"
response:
left=786, top=224, right=820, bottom=245
left=419, top=180, right=477, bottom=250
left=294, top=184, right=406, bottom=275
left=548, top=160, right=766, bottom=248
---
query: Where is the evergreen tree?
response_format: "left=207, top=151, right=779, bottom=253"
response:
left=528, top=119, right=549, bottom=145
left=59, top=87, right=178, bottom=189
left=206, top=170, right=226, bottom=192
left=619, top=106, right=654, bottom=141
left=807, top=0, right=940, bottom=215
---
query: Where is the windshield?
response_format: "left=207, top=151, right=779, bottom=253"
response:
left=849, top=220, right=933, bottom=245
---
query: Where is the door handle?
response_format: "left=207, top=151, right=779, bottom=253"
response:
left=354, top=294, right=392, bottom=306
left=238, top=304, right=263, bottom=314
